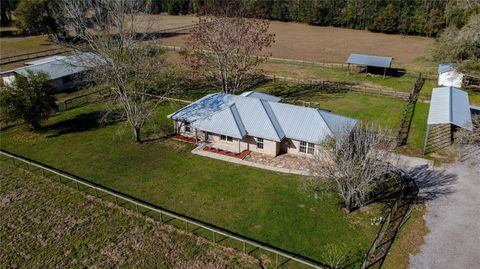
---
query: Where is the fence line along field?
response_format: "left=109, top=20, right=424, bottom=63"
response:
left=154, top=15, right=436, bottom=68
left=0, top=163, right=260, bottom=268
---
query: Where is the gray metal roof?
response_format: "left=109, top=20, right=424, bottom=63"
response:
left=346, top=53, right=392, bottom=68
left=24, top=56, right=67, bottom=66
left=169, top=93, right=358, bottom=144
left=9, top=52, right=101, bottom=80
left=427, top=87, right=472, bottom=130
left=438, top=63, right=456, bottom=74
left=240, top=91, right=282, bottom=102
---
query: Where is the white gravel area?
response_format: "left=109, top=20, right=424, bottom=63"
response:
left=408, top=162, right=480, bottom=269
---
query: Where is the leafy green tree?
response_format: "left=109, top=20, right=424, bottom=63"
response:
left=371, top=3, right=399, bottom=34
left=0, top=71, right=57, bottom=129
left=14, top=0, right=61, bottom=35
left=434, top=14, right=480, bottom=71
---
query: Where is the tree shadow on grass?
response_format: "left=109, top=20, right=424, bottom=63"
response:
left=266, top=82, right=350, bottom=100
left=42, top=111, right=122, bottom=138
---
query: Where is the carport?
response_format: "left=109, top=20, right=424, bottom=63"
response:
left=346, top=53, right=393, bottom=78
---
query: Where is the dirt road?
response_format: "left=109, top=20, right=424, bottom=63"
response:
left=408, top=162, right=480, bottom=269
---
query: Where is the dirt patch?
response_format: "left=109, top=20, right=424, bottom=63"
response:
left=154, top=15, right=434, bottom=66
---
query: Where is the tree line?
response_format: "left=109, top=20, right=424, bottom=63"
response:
left=154, top=0, right=479, bottom=37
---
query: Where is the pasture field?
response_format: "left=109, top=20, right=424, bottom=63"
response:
left=154, top=15, right=436, bottom=69
left=0, top=164, right=258, bottom=268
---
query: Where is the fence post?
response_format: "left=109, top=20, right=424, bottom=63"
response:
left=12, top=158, right=15, bottom=166
left=75, top=181, right=80, bottom=190
left=212, top=231, right=216, bottom=243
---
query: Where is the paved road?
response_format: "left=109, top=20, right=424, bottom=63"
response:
left=408, top=162, right=480, bottom=269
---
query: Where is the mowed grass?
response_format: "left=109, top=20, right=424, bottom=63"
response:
left=260, top=61, right=438, bottom=98
left=0, top=35, right=56, bottom=58
left=255, top=82, right=429, bottom=153
left=0, top=101, right=382, bottom=267
left=0, top=164, right=259, bottom=268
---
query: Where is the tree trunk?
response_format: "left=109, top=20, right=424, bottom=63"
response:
left=134, top=127, right=142, bottom=144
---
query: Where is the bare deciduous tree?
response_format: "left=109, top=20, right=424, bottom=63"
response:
left=307, top=124, right=397, bottom=212
left=186, top=3, right=275, bottom=94
left=53, top=0, right=168, bottom=143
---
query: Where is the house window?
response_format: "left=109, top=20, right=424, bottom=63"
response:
left=184, top=123, right=191, bottom=133
left=307, top=143, right=315, bottom=155
left=300, top=141, right=315, bottom=155
left=256, top=138, right=264, bottom=149
left=220, top=135, right=233, bottom=142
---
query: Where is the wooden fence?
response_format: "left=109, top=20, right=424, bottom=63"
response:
left=361, top=169, right=419, bottom=269
left=0, top=149, right=326, bottom=269
left=158, top=45, right=437, bottom=80
left=265, top=74, right=413, bottom=100
left=0, top=48, right=72, bottom=65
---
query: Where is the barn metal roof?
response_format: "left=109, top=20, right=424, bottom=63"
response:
left=169, top=93, right=358, bottom=144
left=240, top=91, right=282, bottom=102
left=8, top=52, right=101, bottom=80
left=427, top=87, right=472, bottom=130
left=346, top=53, right=393, bottom=68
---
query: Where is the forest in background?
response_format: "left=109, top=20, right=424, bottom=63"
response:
left=153, top=0, right=479, bottom=37
left=1, top=0, right=479, bottom=37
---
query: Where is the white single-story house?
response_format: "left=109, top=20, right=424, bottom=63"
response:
left=168, top=91, right=358, bottom=157
left=1, top=52, right=101, bottom=91
left=438, top=63, right=464, bottom=88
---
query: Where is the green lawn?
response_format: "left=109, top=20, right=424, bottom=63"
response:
left=260, top=61, right=438, bottom=97
left=0, top=164, right=258, bottom=268
left=0, top=101, right=383, bottom=267
left=0, top=35, right=56, bottom=58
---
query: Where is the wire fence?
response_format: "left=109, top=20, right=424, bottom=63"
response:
left=0, top=149, right=326, bottom=269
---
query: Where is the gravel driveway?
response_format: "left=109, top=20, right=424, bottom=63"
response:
left=408, top=162, right=480, bottom=269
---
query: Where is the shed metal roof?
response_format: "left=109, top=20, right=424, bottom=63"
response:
left=346, top=53, right=392, bottom=68
left=169, top=93, right=358, bottom=144
left=427, top=87, right=472, bottom=130
left=6, top=52, right=101, bottom=80
left=438, top=63, right=456, bottom=74
left=24, top=56, right=67, bottom=66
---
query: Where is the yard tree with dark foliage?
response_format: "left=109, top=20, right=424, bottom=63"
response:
left=0, top=70, right=57, bottom=130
